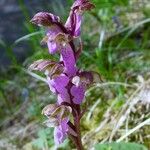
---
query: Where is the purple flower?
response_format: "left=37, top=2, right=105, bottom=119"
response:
left=65, top=0, right=94, bottom=37
left=30, top=12, right=60, bottom=26
left=46, top=27, right=63, bottom=54
left=65, top=11, right=82, bottom=37
left=54, top=118, right=77, bottom=145
left=42, top=104, right=72, bottom=127
left=71, top=84, right=86, bottom=104
left=60, top=44, right=77, bottom=77
left=44, top=32, right=77, bottom=77
left=70, top=71, right=102, bottom=104
left=57, top=90, right=70, bottom=104
left=29, top=0, right=99, bottom=147
left=42, top=104, right=72, bottom=120
left=31, top=12, right=68, bottom=55
left=47, top=74, right=69, bottom=93
left=47, top=74, right=70, bottom=104
left=54, top=118, right=68, bottom=145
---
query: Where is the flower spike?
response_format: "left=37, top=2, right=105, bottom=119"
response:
left=29, top=0, right=98, bottom=148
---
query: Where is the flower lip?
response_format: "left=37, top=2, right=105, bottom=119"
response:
left=54, top=118, right=68, bottom=145
left=54, top=33, right=72, bottom=47
left=30, top=12, right=60, bottom=26
left=70, top=84, right=85, bottom=104
left=43, top=33, right=72, bottom=48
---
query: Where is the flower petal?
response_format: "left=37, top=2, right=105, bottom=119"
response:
left=28, top=59, right=56, bottom=71
left=30, top=12, right=60, bottom=26
left=47, top=40, right=58, bottom=54
left=54, top=127, right=65, bottom=145
left=54, top=118, right=68, bottom=145
left=46, top=26, right=62, bottom=54
left=51, top=105, right=72, bottom=120
left=47, top=74, right=70, bottom=103
left=61, top=45, right=77, bottom=77
left=42, top=103, right=58, bottom=117
left=70, top=84, right=85, bottom=104
left=79, top=71, right=102, bottom=85
left=71, top=0, right=95, bottom=11
left=57, top=90, right=70, bottom=104
left=51, top=74, right=69, bottom=93
left=44, top=118, right=59, bottom=127
left=65, top=0, right=94, bottom=37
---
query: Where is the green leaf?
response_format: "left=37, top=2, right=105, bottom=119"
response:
left=14, top=31, right=44, bottom=44
left=95, top=142, right=148, bottom=150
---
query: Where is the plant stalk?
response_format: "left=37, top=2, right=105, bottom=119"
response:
left=74, top=115, right=84, bottom=150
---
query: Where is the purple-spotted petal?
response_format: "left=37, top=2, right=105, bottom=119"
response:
left=70, top=84, right=85, bottom=104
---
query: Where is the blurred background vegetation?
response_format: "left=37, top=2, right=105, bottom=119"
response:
left=0, top=0, right=150, bottom=149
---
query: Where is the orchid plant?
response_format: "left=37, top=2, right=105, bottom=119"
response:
left=29, top=0, right=100, bottom=149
